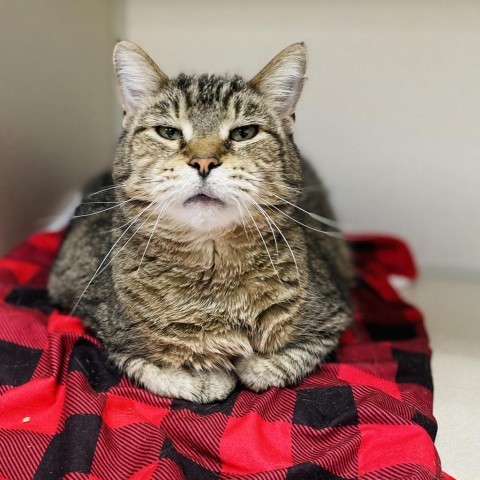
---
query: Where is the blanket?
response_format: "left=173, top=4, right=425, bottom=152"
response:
left=0, top=231, right=449, bottom=479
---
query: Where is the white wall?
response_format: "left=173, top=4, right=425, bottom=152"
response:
left=0, top=0, right=117, bottom=254
left=122, top=0, right=480, bottom=275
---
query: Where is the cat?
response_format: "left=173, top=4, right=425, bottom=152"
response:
left=48, top=41, right=352, bottom=403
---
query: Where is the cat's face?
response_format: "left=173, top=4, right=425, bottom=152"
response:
left=113, top=42, right=306, bottom=233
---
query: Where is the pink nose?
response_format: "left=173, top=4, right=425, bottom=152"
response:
left=188, top=155, right=221, bottom=178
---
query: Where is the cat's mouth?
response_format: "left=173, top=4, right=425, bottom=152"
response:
left=184, top=193, right=224, bottom=207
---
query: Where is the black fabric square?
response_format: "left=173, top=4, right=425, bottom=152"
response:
left=171, top=386, right=240, bottom=416
left=392, top=348, right=433, bottom=391
left=5, top=287, right=53, bottom=314
left=0, top=340, right=42, bottom=386
left=160, top=437, right=219, bottom=479
left=68, top=338, right=122, bottom=392
left=412, top=411, right=438, bottom=441
left=365, top=322, right=416, bottom=341
left=286, top=462, right=357, bottom=480
left=293, top=386, right=358, bottom=429
left=34, top=414, right=102, bottom=480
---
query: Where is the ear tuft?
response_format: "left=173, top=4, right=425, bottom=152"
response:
left=249, top=43, right=307, bottom=119
left=113, top=41, right=169, bottom=114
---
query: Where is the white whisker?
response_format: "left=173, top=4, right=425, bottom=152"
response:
left=70, top=199, right=156, bottom=314
left=81, top=201, right=121, bottom=205
left=232, top=197, right=252, bottom=242
left=243, top=191, right=300, bottom=278
left=87, top=183, right=126, bottom=198
left=74, top=194, right=144, bottom=218
left=240, top=191, right=279, bottom=258
left=239, top=197, right=280, bottom=281
left=137, top=198, right=173, bottom=272
left=264, top=201, right=344, bottom=239
left=93, top=199, right=166, bottom=280
left=262, top=189, right=342, bottom=229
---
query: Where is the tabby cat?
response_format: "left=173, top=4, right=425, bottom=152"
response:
left=48, top=41, right=352, bottom=403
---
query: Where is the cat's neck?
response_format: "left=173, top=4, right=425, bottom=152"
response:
left=111, top=206, right=297, bottom=277
left=115, top=219, right=270, bottom=277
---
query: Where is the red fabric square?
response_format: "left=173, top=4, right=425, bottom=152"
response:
left=0, top=377, right=65, bottom=435
left=128, top=461, right=159, bottom=480
left=230, top=388, right=296, bottom=423
left=291, top=424, right=360, bottom=478
left=0, top=304, right=48, bottom=349
left=90, top=422, right=166, bottom=480
left=162, top=409, right=228, bottom=472
left=0, top=430, right=51, bottom=480
left=47, top=311, right=86, bottom=335
left=0, top=259, right=41, bottom=284
left=27, top=232, right=64, bottom=254
left=103, top=394, right=170, bottom=429
left=220, top=412, right=292, bottom=475
left=358, top=424, right=436, bottom=475
left=338, top=365, right=401, bottom=400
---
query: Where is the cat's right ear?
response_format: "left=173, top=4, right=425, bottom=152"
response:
left=249, top=43, right=306, bottom=131
left=113, top=41, right=169, bottom=115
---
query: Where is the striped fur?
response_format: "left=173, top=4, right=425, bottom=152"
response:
left=48, top=41, right=352, bottom=403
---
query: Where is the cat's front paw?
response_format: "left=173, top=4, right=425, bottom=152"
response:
left=194, top=369, right=238, bottom=403
left=236, top=353, right=293, bottom=392
left=113, top=355, right=237, bottom=404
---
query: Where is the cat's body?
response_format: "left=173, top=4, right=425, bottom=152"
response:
left=49, top=42, right=352, bottom=403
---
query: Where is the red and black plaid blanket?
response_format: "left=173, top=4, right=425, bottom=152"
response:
left=0, top=231, right=451, bottom=479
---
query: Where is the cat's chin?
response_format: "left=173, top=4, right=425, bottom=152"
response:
left=166, top=201, right=241, bottom=233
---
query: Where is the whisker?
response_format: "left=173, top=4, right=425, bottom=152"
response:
left=93, top=200, right=166, bottom=280
left=239, top=197, right=280, bottom=281
left=73, top=195, right=144, bottom=218
left=87, top=183, right=126, bottom=198
left=264, top=201, right=344, bottom=239
left=244, top=177, right=302, bottom=192
left=242, top=191, right=299, bottom=278
left=70, top=199, right=156, bottom=314
left=136, top=198, right=173, bottom=273
left=81, top=201, right=121, bottom=205
left=253, top=186, right=342, bottom=229
left=106, top=215, right=138, bottom=234
left=240, top=192, right=279, bottom=258
left=232, top=197, right=252, bottom=243
left=86, top=178, right=167, bottom=199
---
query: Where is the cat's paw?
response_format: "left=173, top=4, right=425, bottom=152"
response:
left=235, top=353, right=292, bottom=392
left=194, top=369, right=238, bottom=404
left=113, top=355, right=237, bottom=404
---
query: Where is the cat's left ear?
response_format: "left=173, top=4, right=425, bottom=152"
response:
left=113, top=41, right=169, bottom=115
left=249, top=43, right=306, bottom=130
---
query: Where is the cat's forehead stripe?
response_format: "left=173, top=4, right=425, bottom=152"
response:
left=173, top=74, right=247, bottom=108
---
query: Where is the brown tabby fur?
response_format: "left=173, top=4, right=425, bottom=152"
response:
left=48, top=41, right=352, bottom=403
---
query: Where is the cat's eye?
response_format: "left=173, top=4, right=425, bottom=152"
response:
left=155, top=126, right=183, bottom=140
left=230, top=125, right=259, bottom=142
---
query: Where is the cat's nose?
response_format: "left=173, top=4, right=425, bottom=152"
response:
left=188, top=155, right=222, bottom=178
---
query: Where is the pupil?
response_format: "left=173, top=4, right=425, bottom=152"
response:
left=240, top=127, right=249, bottom=138
left=166, top=128, right=174, bottom=137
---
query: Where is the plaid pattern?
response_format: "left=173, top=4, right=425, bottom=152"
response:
left=0, top=231, right=450, bottom=480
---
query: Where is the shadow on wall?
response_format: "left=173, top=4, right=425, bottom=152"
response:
left=0, top=0, right=118, bottom=255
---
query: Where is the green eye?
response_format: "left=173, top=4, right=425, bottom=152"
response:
left=155, top=126, right=182, bottom=140
left=230, top=125, right=259, bottom=142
